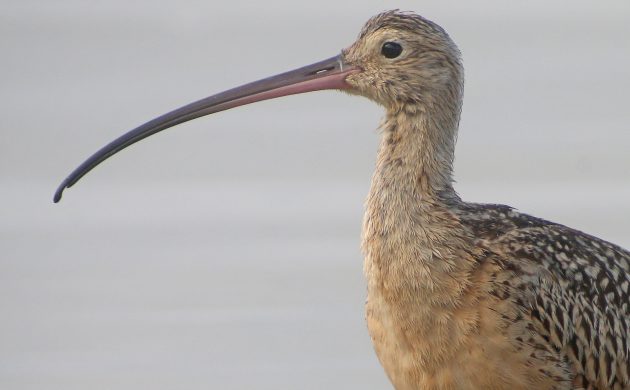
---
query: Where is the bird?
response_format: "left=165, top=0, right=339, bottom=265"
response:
left=54, top=10, right=629, bottom=390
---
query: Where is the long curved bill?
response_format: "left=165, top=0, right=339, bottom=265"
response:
left=53, top=54, right=357, bottom=203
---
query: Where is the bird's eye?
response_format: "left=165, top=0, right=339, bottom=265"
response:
left=381, top=42, right=403, bottom=59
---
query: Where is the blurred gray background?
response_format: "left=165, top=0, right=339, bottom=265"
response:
left=2, top=0, right=629, bottom=389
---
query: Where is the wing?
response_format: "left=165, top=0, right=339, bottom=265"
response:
left=458, top=204, right=630, bottom=389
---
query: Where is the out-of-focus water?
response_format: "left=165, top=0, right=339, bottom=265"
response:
left=2, top=1, right=629, bottom=389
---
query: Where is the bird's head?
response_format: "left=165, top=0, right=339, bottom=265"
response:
left=343, top=11, right=463, bottom=112
left=54, top=10, right=463, bottom=202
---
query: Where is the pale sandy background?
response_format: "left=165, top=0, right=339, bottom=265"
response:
left=2, top=1, right=629, bottom=389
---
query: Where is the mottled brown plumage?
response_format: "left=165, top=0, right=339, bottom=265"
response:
left=344, top=11, right=629, bottom=390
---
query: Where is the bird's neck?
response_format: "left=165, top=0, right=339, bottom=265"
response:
left=372, top=108, right=459, bottom=202
left=362, top=108, right=474, bottom=297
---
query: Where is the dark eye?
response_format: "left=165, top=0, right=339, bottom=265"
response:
left=381, top=42, right=403, bottom=59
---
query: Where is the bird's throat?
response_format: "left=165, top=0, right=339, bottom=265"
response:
left=373, top=110, right=457, bottom=201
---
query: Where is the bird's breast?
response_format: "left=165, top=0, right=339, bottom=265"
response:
left=361, top=201, right=570, bottom=389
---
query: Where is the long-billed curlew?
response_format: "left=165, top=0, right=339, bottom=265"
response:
left=54, top=10, right=629, bottom=390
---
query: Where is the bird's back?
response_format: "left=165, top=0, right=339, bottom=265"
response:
left=457, top=203, right=630, bottom=389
